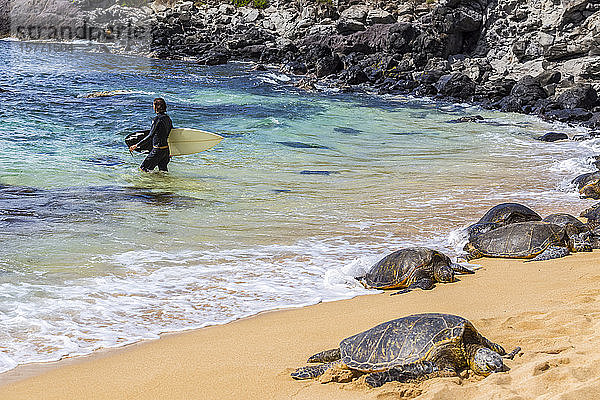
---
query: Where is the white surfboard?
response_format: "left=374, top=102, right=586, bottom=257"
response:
left=168, top=128, right=224, bottom=156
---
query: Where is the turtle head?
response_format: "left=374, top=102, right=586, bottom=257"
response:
left=470, top=347, right=505, bottom=376
left=462, top=242, right=482, bottom=261
left=433, top=263, right=455, bottom=283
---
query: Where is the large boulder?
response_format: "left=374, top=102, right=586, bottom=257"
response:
left=336, top=18, right=366, bottom=35
left=197, top=47, right=230, bottom=66
left=339, top=65, right=368, bottom=85
left=366, top=9, right=396, bottom=25
left=510, top=75, right=548, bottom=105
left=543, top=108, right=593, bottom=123
left=556, top=85, right=598, bottom=110
left=435, top=73, right=475, bottom=99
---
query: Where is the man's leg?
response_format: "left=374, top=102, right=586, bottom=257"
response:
left=157, top=150, right=170, bottom=172
left=140, top=149, right=160, bottom=172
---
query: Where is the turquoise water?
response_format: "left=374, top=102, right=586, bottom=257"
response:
left=0, top=40, right=596, bottom=372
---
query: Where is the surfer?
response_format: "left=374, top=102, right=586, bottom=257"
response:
left=129, top=98, right=173, bottom=172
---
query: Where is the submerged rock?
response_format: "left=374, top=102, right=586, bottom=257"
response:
left=537, top=132, right=568, bottom=142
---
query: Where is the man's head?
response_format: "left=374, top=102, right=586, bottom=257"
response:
left=154, top=98, right=167, bottom=113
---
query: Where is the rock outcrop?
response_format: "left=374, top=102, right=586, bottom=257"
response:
left=4, top=0, right=600, bottom=126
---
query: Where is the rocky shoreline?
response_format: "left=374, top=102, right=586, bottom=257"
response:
left=149, top=0, right=600, bottom=130
left=2, top=0, right=600, bottom=129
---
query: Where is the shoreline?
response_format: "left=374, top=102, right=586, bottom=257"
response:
left=2, top=251, right=600, bottom=399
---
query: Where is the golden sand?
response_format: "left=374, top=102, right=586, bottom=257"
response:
left=1, top=251, right=600, bottom=399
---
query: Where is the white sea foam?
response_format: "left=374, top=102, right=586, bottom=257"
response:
left=0, top=236, right=421, bottom=374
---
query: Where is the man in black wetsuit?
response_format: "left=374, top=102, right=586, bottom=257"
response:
left=129, top=98, right=173, bottom=172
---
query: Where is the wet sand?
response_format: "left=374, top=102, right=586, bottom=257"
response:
left=1, top=251, right=600, bottom=399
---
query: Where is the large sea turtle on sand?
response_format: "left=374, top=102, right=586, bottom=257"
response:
left=466, top=203, right=541, bottom=240
left=291, top=313, right=520, bottom=388
left=356, top=247, right=473, bottom=295
left=463, top=221, right=584, bottom=261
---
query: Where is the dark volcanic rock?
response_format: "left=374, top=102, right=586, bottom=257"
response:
left=543, top=108, right=593, bottom=123
left=198, top=48, right=230, bottom=66
left=536, top=70, right=561, bottom=86
left=316, top=54, right=342, bottom=78
left=537, top=132, right=568, bottom=142
left=509, top=75, right=548, bottom=106
left=431, top=0, right=484, bottom=34
left=584, top=112, right=600, bottom=129
left=387, top=23, right=418, bottom=54
left=556, top=86, right=598, bottom=110
left=435, top=73, right=475, bottom=99
left=336, top=18, right=366, bottom=35
left=282, top=61, right=307, bottom=75
left=412, top=83, right=437, bottom=96
left=339, top=65, right=369, bottom=85
left=447, top=115, right=484, bottom=123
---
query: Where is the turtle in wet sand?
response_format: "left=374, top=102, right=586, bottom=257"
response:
left=356, top=247, right=473, bottom=295
left=466, top=203, right=541, bottom=240
left=291, top=313, right=520, bottom=388
left=463, top=221, right=590, bottom=261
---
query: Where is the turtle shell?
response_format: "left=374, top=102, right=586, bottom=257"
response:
left=477, top=203, right=541, bottom=225
left=466, top=221, right=568, bottom=258
left=572, top=171, right=600, bottom=190
left=360, top=247, right=451, bottom=289
left=339, top=313, right=476, bottom=372
left=543, top=213, right=588, bottom=236
left=581, top=203, right=600, bottom=229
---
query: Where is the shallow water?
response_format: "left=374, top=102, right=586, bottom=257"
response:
left=0, top=40, right=597, bottom=373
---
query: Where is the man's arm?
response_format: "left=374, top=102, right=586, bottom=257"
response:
left=130, top=118, right=160, bottom=151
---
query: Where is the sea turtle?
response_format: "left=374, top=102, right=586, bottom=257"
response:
left=291, top=313, right=520, bottom=388
left=542, top=213, right=588, bottom=236
left=579, top=204, right=600, bottom=247
left=572, top=171, right=600, bottom=199
left=477, top=203, right=542, bottom=225
left=463, top=221, right=578, bottom=261
left=543, top=213, right=595, bottom=250
left=466, top=203, right=541, bottom=240
left=581, top=202, right=600, bottom=229
left=356, top=247, right=473, bottom=295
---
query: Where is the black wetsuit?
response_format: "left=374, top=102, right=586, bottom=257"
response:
left=136, top=112, right=173, bottom=172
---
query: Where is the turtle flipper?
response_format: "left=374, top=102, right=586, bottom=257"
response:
left=307, top=348, right=341, bottom=363
left=364, top=361, right=440, bottom=387
left=570, top=233, right=593, bottom=252
left=390, top=278, right=435, bottom=296
left=503, top=347, right=521, bottom=360
left=451, top=262, right=475, bottom=274
left=526, top=246, right=569, bottom=262
left=291, top=360, right=341, bottom=380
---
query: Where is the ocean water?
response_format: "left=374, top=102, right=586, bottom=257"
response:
left=0, top=40, right=597, bottom=373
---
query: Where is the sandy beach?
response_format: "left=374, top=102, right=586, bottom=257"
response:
left=1, top=250, right=599, bottom=400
